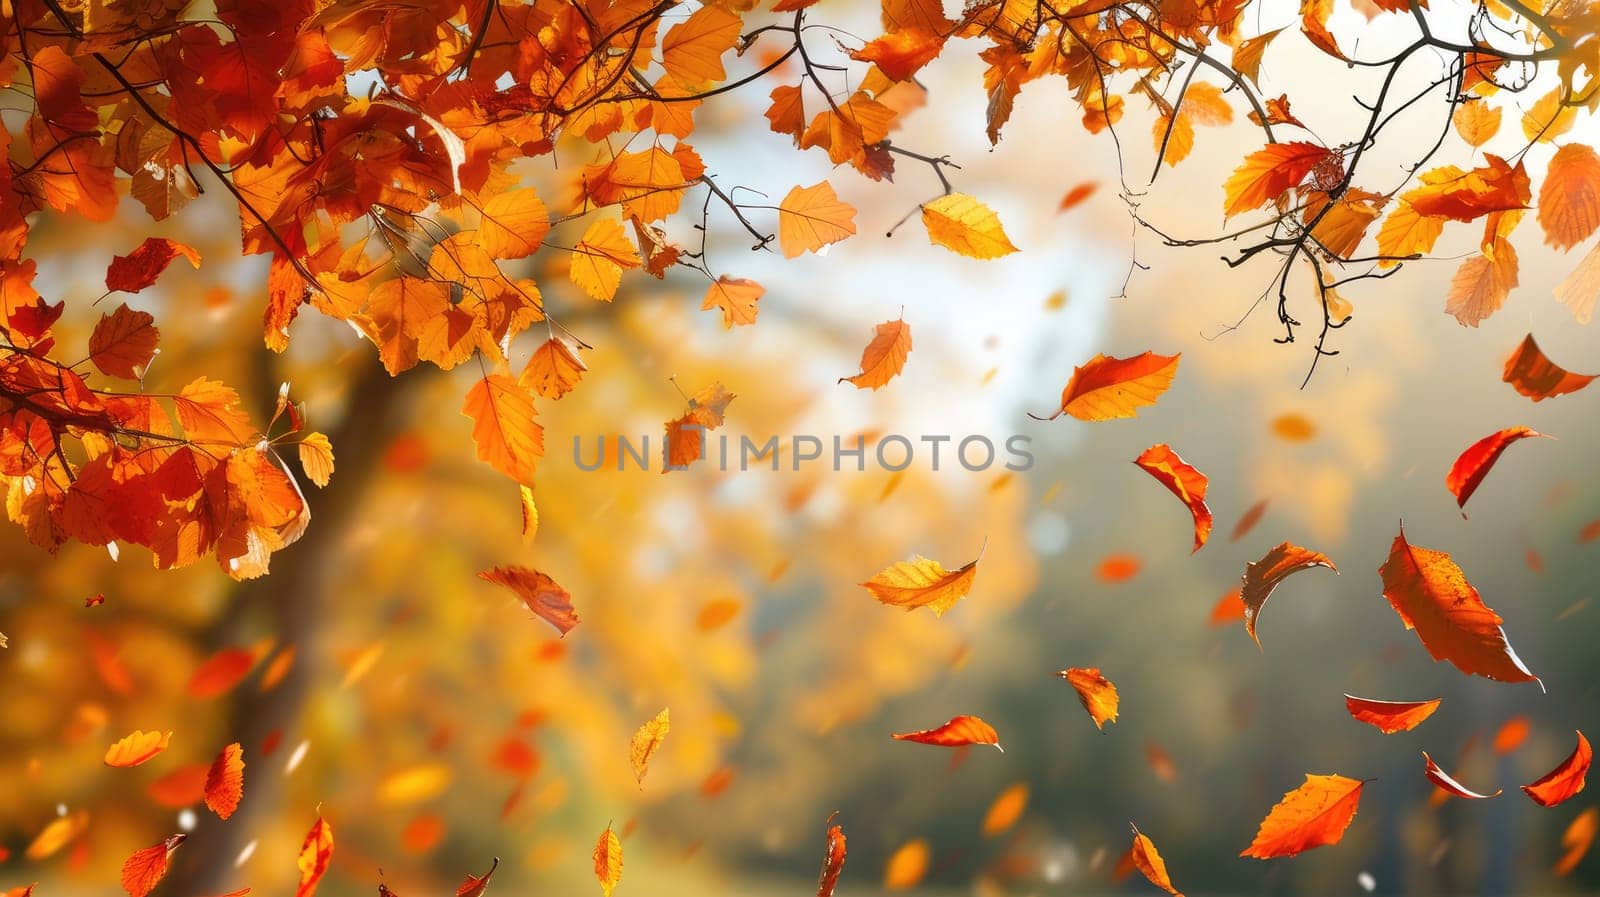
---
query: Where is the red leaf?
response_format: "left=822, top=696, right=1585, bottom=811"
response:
left=1343, top=695, right=1441, bottom=734
left=1522, top=731, right=1591, bottom=807
left=1133, top=443, right=1212, bottom=552
left=105, top=238, right=200, bottom=293
left=1503, top=334, right=1597, bottom=401
left=1445, top=426, right=1549, bottom=510
left=203, top=742, right=245, bottom=820
left=815, top=814, right=846, bottom=897
left=478, top=566, right=580, bottom=636
left=892, top=715, right=1001, bottom=750
left=1423, top=750, right=1502, bottom=799
left=120, top=834, right=185, bottom=897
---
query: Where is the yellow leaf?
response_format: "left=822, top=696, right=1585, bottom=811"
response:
left=839, top=317, right=912, bottom=390
left=1375, top=200, right=1445, bottom=268
left=593, top=825, right=623, bottom=897
left=569, top=218, right=640, bottom=302
left=297, top=432, right=334, bottom=488
left=629, top=708, right=670, bottom=787
left=1521, top=88, right=1575, bottom=143
left=778, top=181, right=857, bottom=258
left=519, top=337, right=587, bottom=400
left=519, top=485, right=538, bottom=541
left=860, top=552, right=979, bottom=617
left=921, top=193, right=1018, bottom=258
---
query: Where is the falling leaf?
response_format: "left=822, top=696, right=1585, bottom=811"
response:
left=593, top=824, right=623, bottom=897
left=1538, top=143, right=1600, bottom=250
left=982, top=784, right=1029, bottom=836
left=629, top=709, right=670, bottom=787
left=1039, top=352, right=1180, bottom=421
left=1423, top=750, right=1502, bottom=799
left=1241, top=774, right=1364, bottom=858
left=1523, top=732, right=1591, bottom=807
left=1208, top=589, right=1245, bottom=627
left=1494, top=716, right=1531, bottom=754
left=89, top=304, right=160, bottom=379
left=519, top=486, right=539, bottom=541
left=1240, top=542, right=1337, bottom=649
left=778, top=182, right=857, bottom=258
left=701, top=277, right=764, bottom=328
left=1096, top=553, right=1141, bottom=582
left=1445, top=426, right=1548, bottom=510
left=120, top=834, right=185, bottom=897
left=455, top=857, right=500, bottom=897
left=815, top=814, right=847, bottom=897
left=26, top=811, right=88, bottom=861
left=860, top=551, right=979, bottom=617
left=1343, top=696, right=1441, bottom=734
left=1060, top=668, right=1120, bottom=730
left=296, top=816, right=334, bottom=897
left=1231, top=500, right=1269, bottom=541
left=1133, top=444, right=1212, bottom=552
left=188, top=647, right=257, bottom=698
left=1503, top=334, right=1596, bottom=401
left=1270, top=413, right=1316, bottom=442
left=921, top=193, right=1018, bottom=258
left=839, top=317, right=913, bottom=390
left=1379, top=526, right=1539, bottom=684
left=1556, top=808, right=1597, bottom=875
left=1129, top=824, right=1183, bottom=897
left=883, top=839, right=929, bottom=890
left=204, top=743, right=245, bottom=820
left=106, top=730, right=173, bottom=767
left=1059, top=182, right=1098, bottom=211
left=105, top=237, right=200, bottom=293
left=892, top=715, right=1001, bottom=750
left=478, top=567, right=579, bottom=635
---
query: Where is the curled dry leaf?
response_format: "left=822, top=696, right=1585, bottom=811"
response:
left=120, top=834, right=185, bottom=897
left=296, top=815, right=334, bottom=897
left=1445, top=426, right=1549, bottom=510
left=105, top=237, right=200, bottom=293
left=860, top=551, right=979, bottom=617
left=1129, top=824, right=1183, bottom=897
left=892, top=715, right=1001, bottom=750
left=921, top=193, right=1018, bottom=259
left=1060, top=667, right=1120, bottom=730
left=455, top=856, right=500, bottom=897
left=1133, top=443, right=1212, bottom=552
left=1241, top=774, right=1364, bottom=858
left=815, top=814, right=846, bottom=897
left=1239, top=542, right=1337, bottom=649
left=478, top=565, right=580, bottom=636
left=1379, top=527, right=1538, bottom=684
left=839, top=317, right=913, bottom=390
left=203, top=742, right=245, bottom=820
left=1344, top=695, right=1442, bottom=734
left=1522, top=731, right=1591, bottom=807
left=593, top=824, right=623, bottom=897
left=629, top=708, right=670, bottom=787
left=1503, top=334, right=1597, bottom=401
left=1038, top=352, right=1180, bottom=421
left=105, top=730, right=172, bottom=767
left=1423, top=750, right=1502, bottom=799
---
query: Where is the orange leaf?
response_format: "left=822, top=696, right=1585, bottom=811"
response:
left=455, top=857, right=500, bottom=897
left=1423, top=750, right=1502, bottom=799
left=852, top=29, right=945, bottom=81
left=778, top=182, right=857, bottom=258
left=1523, top=731, right=1591, bottom=807
left=1240, top=542, right=1337, bottom=649
left=1096, top=553, right=1141, bottom=582
left=701, top=276, right=763, bottom=329
left=1538, top=143, right=1600, bottom=250
left=1343, top=695, right=1441, bottom=734
left=1133, top=443, right=1212, bottom=552
left=477, top=188, right=551, bottom=260
left=1445, top=426, right=1548, bottom=509
left=892, top=715, right=1000, bottom=749
left=295, top=816, right=334, bottom=897
left=463, top=374, right=543, bottom=486
left=921, top=193, right=1018, bottom=259
left=1380, top=527, right=1538, bottom=683
left=593, top=824, right=623, bottom=897
left=1230, top=499, right=1269, bottom=541
left=1270, top=413, right=1316, bottom=442
left=120, top=834, right=185, bottom=897
left=629, top=708, right=670, bottom=787
left=882, top=838, right=929, bottom=890
left=1059, top=182, right=1098, bottom=211
left=203, top=742, right=244, bottom=820
left=187, top=646, right=257, bottom=698
left=981, top=784, right=1029, bottom=836
left=1222, top=142, right=1335, bottom=217
left=1240, top=774, right=1364, bottom=858
left=105, top=730, right=172, bottom=767
left=146, top=763, right=208, bottom=808
left=1557, top=807, right=1598, bottom=875
left=1129, top=824, right=1183, bottom=897
left=1208, top=589, right=1245, bottom=627
left=478, top=566, right=580, bottom=636
left=661, top=5, right=741, bottom=86
left=860, top=551, right=978, bottom=617
left=519, top=337, right=587, bottom=400
left=839, top=317, right=912, bottom=390
left=1041, top=351, right=1180, bottom=421
left=1494, top=715, right=1531, bottom=754
left=89, top=304, right=160, bottom=379
left=1503, top=333, right=1597, bottom=401
left=105, top=237, right=200, bottom=293
left=569, top=218, right=641, bottom=302
left=1452, top=101, right=1502, bottom=147
left=663, top=381, right=735, bottom=471
left=815, top=814, right=847, bottom=897
left=1059, top=667, right=1119, bottom=730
